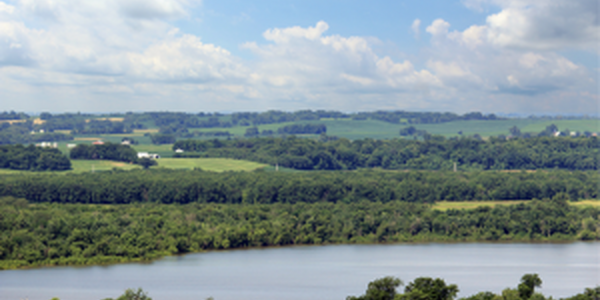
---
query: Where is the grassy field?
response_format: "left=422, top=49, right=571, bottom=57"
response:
left=432, top=200, right=528, bottom=211
left=186, top=118, right=598, bottom=140
left=432, top=200, right=599, bottom=210
left=70, top=160, right=141, bottom=172
left=155, top=158, right=267, bottom=172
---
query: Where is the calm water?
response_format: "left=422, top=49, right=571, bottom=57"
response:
left=1, top=243, right=598, bottom=300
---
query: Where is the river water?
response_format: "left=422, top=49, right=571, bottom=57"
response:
left=1, top=243, right=598, bottom=300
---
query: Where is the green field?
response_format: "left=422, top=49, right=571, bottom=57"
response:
left=432, top=200, right=600, bottom=210
left=70, top=160, right=141, bottom=172
left=187, top=118, right=599, bottom=140
left=0, top=158, right=268, bottom=174
left=155, top=158, right=267, bottom=172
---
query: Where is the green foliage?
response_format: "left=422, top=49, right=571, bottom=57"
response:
left=350, top=276, right=599, bottom=300
left=0, top=197, right=598, bottom=269
left=138, top=158, right=157, bottom=169
left=0, top=144, right=71, bottom=171
left=278, top=123, right=327, bottom=134
left=0, top=169, right=597, bottom=204
left=70, top=142, right=137, bottom=163
left=173, top=136, right=599, bottom=171
left=149, top=134, right=176, bottom=145
left=347, top=276, right=403, bottom=300
left=518, top=274, right=542, bottom=300
left=103, top=288, right=151, bottom=300
left=402, top=277, right=459, bottom=300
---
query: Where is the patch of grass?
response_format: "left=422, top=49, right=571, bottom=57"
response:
left=155, top=158, right=267, bottom=172
left=432, top=200, right=528, bottom=211
left=432, top=199, right=600, bottom=210
left=70, top=160, right=141, bottom=173
left=571, top=200, right=600, bottom=208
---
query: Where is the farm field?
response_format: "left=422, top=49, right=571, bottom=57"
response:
left=155, top=158, right=267, bottom=172
left=187, top=118, right=598, bottom=140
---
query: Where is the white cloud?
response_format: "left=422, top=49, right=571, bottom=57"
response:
left=411, top=19, right=421, bottom=38
left=0, top=0, right=597, bottom=114
left=0, top=1, right=15, bottom=14
left=469, top=0, right=599, bottom=51
left=426, top=19, right=450, bottom=37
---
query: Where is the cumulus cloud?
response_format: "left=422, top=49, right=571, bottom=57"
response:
left=463, top=0, right=599, bottom=51
left=0, top=0, right=597, bottom=114
left=426, top=19, right=450, bottom=37
left=241, top=21, right=442, bottom=109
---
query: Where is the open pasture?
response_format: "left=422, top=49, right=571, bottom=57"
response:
left=155, top=158, right=267, bottom=172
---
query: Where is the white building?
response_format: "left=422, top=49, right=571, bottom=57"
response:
left=137, top=152, right=160, bottom=159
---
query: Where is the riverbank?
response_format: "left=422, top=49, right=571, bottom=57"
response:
left=1, top=197, right=598, bottom=270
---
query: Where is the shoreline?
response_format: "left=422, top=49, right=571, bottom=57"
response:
left=3, top=239, right=598, bottom=271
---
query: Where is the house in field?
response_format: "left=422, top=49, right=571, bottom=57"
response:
left=92, top=140, right=104, bottom=145
left=175, top=148, right=184, bottom=153
left=137, top=152, right=160, bottom=159
left=36, top=142, right=58, bottom=148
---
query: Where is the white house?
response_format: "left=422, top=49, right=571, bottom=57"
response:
left=138, top=152, right=160, bottom=159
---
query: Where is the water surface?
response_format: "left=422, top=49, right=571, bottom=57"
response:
left=1, top=243, right=598, bottom=300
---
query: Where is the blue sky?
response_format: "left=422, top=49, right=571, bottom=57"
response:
left=0, top=0, right=598, bottom=115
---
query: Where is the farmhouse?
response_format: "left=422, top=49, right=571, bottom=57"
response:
left=138, top=152, right=160, bottom=159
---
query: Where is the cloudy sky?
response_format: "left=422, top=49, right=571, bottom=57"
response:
left=0, top=0, right=598, bottom=114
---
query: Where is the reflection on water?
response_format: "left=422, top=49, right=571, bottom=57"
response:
left=1, top=243, right=599, bottom=300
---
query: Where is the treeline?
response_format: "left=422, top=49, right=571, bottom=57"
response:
left=349, top=275, right=599, bottom=300
left=69, top=142, right=137, bottom=163
left=0, top=145, right=71, bottom=171
left=0, top=111, right=28, bottom=120
left=352, top=111, right=500, bottom=124
left=0, top=196, right=597, bottom=270
left=0, top=122, right=73, bottom=145
left=122, top=110, right=503, bottom=133
left=0, top=169, right=596, bottom=204
left=278, top=123, right=327, bottom=134
left=173, top=136, right=599, bottom=171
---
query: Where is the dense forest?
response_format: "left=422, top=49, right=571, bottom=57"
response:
left=173, top=136, right=599, bottom=171
left=0, top=195, right=597, bottom=270
left=0, top=169, right=596, bottom=204
left=0, top=144, right=71, bottom=171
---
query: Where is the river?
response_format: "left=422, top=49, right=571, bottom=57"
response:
left=1, top=243, right=598, bottom=300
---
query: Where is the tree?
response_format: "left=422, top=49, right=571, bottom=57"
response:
left=518, top=274, right=542, bottom=299
left=103, top=288, right=152, bottom=300
left=401, top=277, right=459, bottom=300
left=347, top=276, right=404, bottom=300
left=138, top=158, right=157, bottom=169
left=509, top=126, right=521, bottom=136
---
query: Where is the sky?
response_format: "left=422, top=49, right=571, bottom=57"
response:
left=0, top=0, right=598, bottom=114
